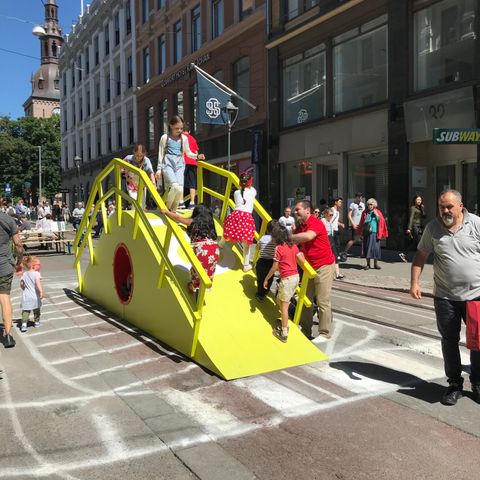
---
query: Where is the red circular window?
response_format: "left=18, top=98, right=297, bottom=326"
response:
left=113, top=243, right=134, bottom=304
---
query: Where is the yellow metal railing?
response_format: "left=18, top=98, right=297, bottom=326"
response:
left=74, top=159, right=316, bottom=357
left=196, top=161, right=316, bottom=325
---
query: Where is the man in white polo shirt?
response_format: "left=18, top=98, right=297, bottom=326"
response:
left=410, top=189, right=480, bottom=406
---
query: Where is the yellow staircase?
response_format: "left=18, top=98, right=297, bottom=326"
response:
left=74, top=159, right=327, bottom=380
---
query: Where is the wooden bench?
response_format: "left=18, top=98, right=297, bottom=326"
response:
left=22, top=234, right=74, bottom=255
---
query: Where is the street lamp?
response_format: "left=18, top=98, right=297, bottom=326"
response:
left=221, top=100, right=239, bottom=171
left=32, top=25, right=47, bottom=37
left=74, top=156, right=82, bottom=202
left=37, top=146, right=42, bottom=202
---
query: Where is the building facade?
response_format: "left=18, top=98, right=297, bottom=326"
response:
left=135, top=0, right=268, bottom=207
left=59, top=0, right=138, bottom=208
left=23, top=0, right=63, bottom=118
left=267, top=0, right=480, bottom=247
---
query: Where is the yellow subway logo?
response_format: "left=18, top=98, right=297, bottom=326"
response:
left=433, top=128, right=480, bottom=144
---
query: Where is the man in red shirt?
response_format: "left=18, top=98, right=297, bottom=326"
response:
left=183, top=128, right=200, bottom=210
left=291, top=200, right=335, bottom=340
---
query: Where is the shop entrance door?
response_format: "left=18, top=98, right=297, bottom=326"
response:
left=313, top=156, right=340, bottom=208
left=435, top=165, right=456, bottom=199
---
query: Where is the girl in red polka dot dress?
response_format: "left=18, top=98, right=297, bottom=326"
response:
left=162, top=205, right=219, bottom=293
left=220, top=170, right=257, bottom=272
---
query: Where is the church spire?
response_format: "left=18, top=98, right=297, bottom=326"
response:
left=39, top=0, right=63, bottom=65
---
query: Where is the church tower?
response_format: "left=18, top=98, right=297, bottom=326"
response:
left=23, top=0, right=64, bottom=118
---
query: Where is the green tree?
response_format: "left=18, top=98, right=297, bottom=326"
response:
left=0, top=115, right=60, bottom=201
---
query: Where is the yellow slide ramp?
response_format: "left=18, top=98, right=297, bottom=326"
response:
left=81, top=211, right=327, bottom=380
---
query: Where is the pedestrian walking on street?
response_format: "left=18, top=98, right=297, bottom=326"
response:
left=156, top=116, right=205, bottom=212
left=322, top=208, right=344, bottom=280
left=278, top=207, right=296, bottom=233
left=19, top=256, right=43, bottom=332
left=399, top=195, right=426, bottom=262
left=0, top=212, right=23, bottom=348
left=291, top=199, right=335, bottom=340
left=358, top=198, right=388, bottom=270
left=263, top=225, right=305, bottom=343
left=410, top=189, right=480, bottom=406
left=340, top=193, right=365, bottom=260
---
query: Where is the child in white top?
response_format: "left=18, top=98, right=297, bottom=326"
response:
left=20, top=256, right=43, bottom=332
left=220, top=170, right=257, bottom=271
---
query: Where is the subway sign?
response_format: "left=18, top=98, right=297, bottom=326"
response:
left=433, top=128, right=480, bottom=144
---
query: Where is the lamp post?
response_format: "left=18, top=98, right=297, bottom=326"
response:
left=221, top=100, right=239, bottom=171
left=74, top=156, right=82, bottom=201
left=37, top=146, right=42, bottom=202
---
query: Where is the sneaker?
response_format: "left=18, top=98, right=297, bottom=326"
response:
left=335, top=274, right=345, bottom=280
left=318, top=332, right=332, bottom=340
left=243, top=265, right=252, bottom=272
left=339, top=252, right=348, bottom=262
left=177, top=203, right=186, bottom=210
left=441, top=385, right=463, bottom=405
left=20, top=323, right=27, bottom=332
left=34, top=321, right=41, bottom=328
left=3, top=334, right=16, bottom=348
left=472, top=385, right=480, bottom=404
left=272, top=328, right=288, bottom=343
left=188, top=203, right=195, bottom=210
left=399, top=253, right=407, bottom=263
left=255, top=293, right=265, bottom=302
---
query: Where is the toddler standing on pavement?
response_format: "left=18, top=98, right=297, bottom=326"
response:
left=264, top=226, right=305, bottom=343
left=255, top=220, right=277, bottom=301
left=20, top=256, right=43, bottom=332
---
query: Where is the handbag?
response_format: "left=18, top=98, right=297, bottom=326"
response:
left=362, top=221, right=372, bottom=237
left=466, top=301, right=480, bottom=351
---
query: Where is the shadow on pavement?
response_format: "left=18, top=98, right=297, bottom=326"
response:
left=330, top=360, right=444, bottom=404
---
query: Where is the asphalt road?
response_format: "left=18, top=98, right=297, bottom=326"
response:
left=0, top=253, right=479, bottom=479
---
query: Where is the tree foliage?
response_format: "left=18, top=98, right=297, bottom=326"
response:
left=0, top=115, right=60, bottom=201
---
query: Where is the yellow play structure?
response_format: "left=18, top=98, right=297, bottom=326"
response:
left=73, top=159, right=327, bottom=379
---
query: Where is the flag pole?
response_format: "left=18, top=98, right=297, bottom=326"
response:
left=191, top=63, right=257, bottom=111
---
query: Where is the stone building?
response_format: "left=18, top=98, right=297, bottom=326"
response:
left=23, top=0, right=63, bottom=118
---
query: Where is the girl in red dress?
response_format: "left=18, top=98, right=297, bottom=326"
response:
left=221, top=170, right=257, bottom=272
left=162, top=205, right=219, bottom=293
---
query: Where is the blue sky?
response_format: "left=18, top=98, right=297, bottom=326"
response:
left=0, top=0, right=81, bottom=119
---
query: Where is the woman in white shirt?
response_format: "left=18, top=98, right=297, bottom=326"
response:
left=220, top=170, right=256, bottom=271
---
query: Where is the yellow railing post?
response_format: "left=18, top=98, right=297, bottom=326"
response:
left=115, top=165, right=123, bottom=227
left=133, top=179, right=144, bottom=240
left=197, top=166, right=204, bottom=204
left=98, top=183, right=109, bottom=235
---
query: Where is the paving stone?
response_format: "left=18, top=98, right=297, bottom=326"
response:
left=120, top=391, right=175, bottom=419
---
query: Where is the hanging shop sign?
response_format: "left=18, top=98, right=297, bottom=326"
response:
left=433, top=128, right=480, bottom=144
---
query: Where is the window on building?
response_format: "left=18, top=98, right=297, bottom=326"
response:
left=175, top=91, right=184, bottom=118
left=63, top=108, right=67, bottom=132
left=72, top=101, right=76, bottom=126
left=86, top=89, right=91, bottom=117
left=107, top=122, right=112, bottom=153
left=54, top=78, right=59, bottom=90
left=87, top=133, right=91, bottom=161
left=78, top=56, right=82, bottom=81
left=106, top=74, right=111, bottom=103
left=104, top=24, right=110, bottom=56
left=126, top=0, right=132, bottom=35
left=282, top=44, right=325, bottom=127
left=117, top=115, right=122, bottom=148
left=96, top=82, right=100, bottom=110
left=127, top=55, right=133, bottom=88
left=128, top=110, right=134, bottom=144
left=142, top=0, right=149, bottom=24
left=157, top=35, right=166, bottom=74
left=285, top=0, right=319, bottom=20
left=85, top=46, right=90, bottom=74
left=147, top=106, right=155, bottom=151
left=191, top=5, right=201, bottom=52
left=71, top=65, right=75, bottom=88
left=240, top=0, right=254, bottom=20
left=174, top=21, right=182, bottom=64
left=64, top=146, right=69, bottom=169
left=160, top=99, right=168, bottom=135
left=414, top=0, right=476, bottom=91
left=116, top=65, right=121, bottom=96
left=38, top=78, right=44, bottom=89
left=143, top=47, right=150, bottom=84
left=96, top=126, right=102, bottom=155
left=79, top=97, right=83, bottom=121
left=333, top=15, right=387, bottom=113
left=158, top=0, right=164, bottom=8
left=191, top=83, right=198, bottom=133
left=114, top=13, right=120, bottom=46
left=62, top=73, right=67, bottom=95
left=94, top=36, right=99, bottom=65
left=212, top=0, right=223, bottom=38
left=233, top=57, right=250, bottom=119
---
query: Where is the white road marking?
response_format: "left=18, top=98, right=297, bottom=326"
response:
left=280, top=371, right=342, bottom=400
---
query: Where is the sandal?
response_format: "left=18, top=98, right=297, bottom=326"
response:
left=364, top=265, right=370, bottom=270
